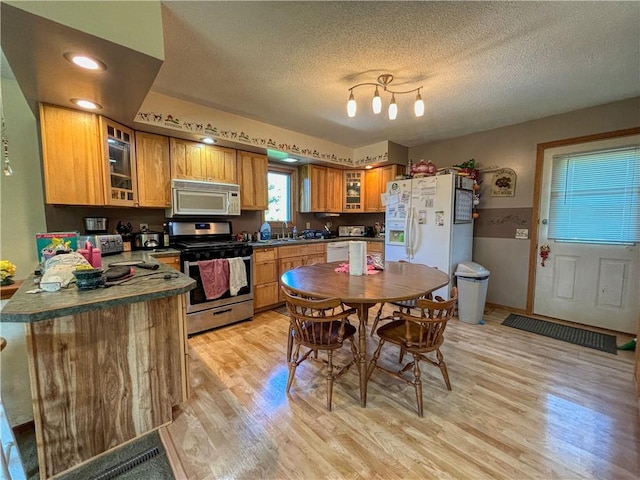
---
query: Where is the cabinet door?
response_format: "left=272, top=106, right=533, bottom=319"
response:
left=364, top=168, right=381, bottom=212
left=255, top=260, right=277, bottom=285
left=326, top=168, right=343, bottom=213
left=136, top=132, right=170, bottom=208
left=303, top=253, right=326, bottom=266
left=343, top=170, right=365, bottom=212
left=254, top=282, right=280, bottom=310
left=39, top=104, right=105, bottom=205
left=278, top=256, right=304, bottom=302
left=310, top=165, right=327, bottom=212
left=156, top=255, right=181, bottom=270
left=102, top=118, right=137, bottom=207
left=170, top=138, right=206, bottom=181
left=237, top=151, right=268, bottom=210
left=205, top=146, right=237, bottom=183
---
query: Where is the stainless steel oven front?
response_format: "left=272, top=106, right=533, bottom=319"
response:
left=180, top=248, right=254, bottom=335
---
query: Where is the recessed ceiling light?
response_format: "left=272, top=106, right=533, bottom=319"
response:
left=201, top=137, right=216, bottom=144
left=365, top=165, right=373, bottom=169
left=63, top=53, right=106, bottom=71
left=71, top=98, right=102, bottom=110
left=281, top=157, right=298, bottom=163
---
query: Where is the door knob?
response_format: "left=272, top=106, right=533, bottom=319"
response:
left=541, top=219, right=548, bottom=225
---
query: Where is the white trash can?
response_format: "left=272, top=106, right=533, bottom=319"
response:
left=454, top=262, right=490, bottom=324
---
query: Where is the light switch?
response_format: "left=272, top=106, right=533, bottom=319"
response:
left=515, top=228, right=529, bottom=239
left=306, top=222, right=311, bottom=229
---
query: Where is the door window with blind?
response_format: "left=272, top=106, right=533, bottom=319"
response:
left=548, top=145, right=640, bottom=245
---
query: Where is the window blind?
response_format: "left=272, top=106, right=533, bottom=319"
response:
left=548, top=145, right=640, bottom=244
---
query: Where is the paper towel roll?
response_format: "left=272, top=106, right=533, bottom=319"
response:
left=349, top=241, right=367, bottom=276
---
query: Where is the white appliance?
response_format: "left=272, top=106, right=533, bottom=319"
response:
left=385, top=173, right=474, bottom=298
left=169, top=179, right=241, bottom=217
left=326, top=241, right=351, bottom=262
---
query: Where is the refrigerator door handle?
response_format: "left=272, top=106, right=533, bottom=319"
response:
left=410, top=207, right=420, bottom=258
left=404, top=210, right=411, bottom=258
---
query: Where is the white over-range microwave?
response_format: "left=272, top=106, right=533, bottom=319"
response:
left=169, top=179, right=241, bottom=217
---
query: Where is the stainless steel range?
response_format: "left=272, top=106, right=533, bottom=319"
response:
left=168, top=220, right=253, bottom=335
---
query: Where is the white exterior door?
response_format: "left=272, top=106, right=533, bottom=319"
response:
left=534, top=136, right=639, bottom=334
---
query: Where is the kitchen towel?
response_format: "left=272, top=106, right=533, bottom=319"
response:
left=228, top=257, right=248, bottom=296
left=198, top=259, right=229, bottom=300
left=348, top=241, right=367, bottom=276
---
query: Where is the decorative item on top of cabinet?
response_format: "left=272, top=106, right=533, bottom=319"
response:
left=364, top=164, right=405, bottom=212
left=101, top=117, right=138, bottom=207
left=299, top=164, right=343, bottom=213
left=344, top=170, right=365, bottom=212
left=237, top=151, right=268, bottom=210
left=170, top=138, right=237, bottom=183
left=39, top=103, right=105, bottom=205
left=254, top=247, right=279, bottom=311
left=135, top=132, right=171, bottom=208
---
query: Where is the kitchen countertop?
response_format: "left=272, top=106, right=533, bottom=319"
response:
left=1, top=251, right=195, bottom=323
left=249, top=236, right=384, bottom=248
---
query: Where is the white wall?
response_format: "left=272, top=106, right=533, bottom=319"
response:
left=0, top=75, right=47, bottom=426
left=409, top=97, right=640, bottom=309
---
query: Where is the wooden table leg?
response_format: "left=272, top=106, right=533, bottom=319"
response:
left=356, top=303, right=374, bottom=407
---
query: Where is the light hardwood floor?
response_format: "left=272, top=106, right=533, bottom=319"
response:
left=164, top=306, right=639, bottom=480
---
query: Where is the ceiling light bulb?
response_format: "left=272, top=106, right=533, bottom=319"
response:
left=63, top=53, right=106, bottom=71
left=414, top=91, right=425, bottom=117
left=388, top=94, right=398, bottom=120
left=281, top=157, right=298, bottom=163
left=372, top=87, right=382, bottom=114
left=347, top=91, right=357, bottom=118
left=72, top=99, right=101, bottom=110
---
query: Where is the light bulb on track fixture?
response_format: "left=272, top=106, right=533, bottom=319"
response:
left=347, top=91, right=356, bottom=117
left=372, top=86, right=382, bottom=114
left=388, top=94, right=398, bottom=120
left=414, top=90, right=425, bottom=117
left=346, top=73, right=423, bottom=119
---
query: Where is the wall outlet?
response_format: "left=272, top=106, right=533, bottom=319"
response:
left=306, top=222, right=311, bottom=229
left=515, top=228, right=529, bottom=239
left=140, top=223, right=149, bottom=231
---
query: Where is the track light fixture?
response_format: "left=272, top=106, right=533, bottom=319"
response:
left=346, top=74, right=424, bottom=120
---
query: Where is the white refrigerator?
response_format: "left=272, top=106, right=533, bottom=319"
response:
left=384, top=173, right=475, bottom=299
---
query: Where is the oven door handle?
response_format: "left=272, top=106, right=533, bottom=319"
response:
left=184, top=255, right=252, bottom=269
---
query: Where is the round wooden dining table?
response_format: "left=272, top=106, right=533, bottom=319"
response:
left=280, top=261, right=450, bottom=407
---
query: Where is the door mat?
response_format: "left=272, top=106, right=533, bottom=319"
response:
left=501, top=314, right=617, bottom=355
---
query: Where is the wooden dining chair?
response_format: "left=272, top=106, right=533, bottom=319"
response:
left=370, top=261, right=441, bottom=335
left=367, top=288, right=458, bottom=417
left=282, top=287, right=360, bottom=411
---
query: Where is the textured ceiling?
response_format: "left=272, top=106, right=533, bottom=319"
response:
left=153, top=1, right=640, bottom=148
left=2, top=2, right=639, bottom=151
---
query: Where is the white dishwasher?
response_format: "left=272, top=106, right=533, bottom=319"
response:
left=326, top=241, right=351, bottom=262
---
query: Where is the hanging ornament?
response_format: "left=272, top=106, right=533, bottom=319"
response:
left=539, top=244, right=551, bottom=266
left=2, top=116, right=13, bottom=176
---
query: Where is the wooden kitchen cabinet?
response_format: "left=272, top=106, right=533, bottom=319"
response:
left=170, top=138, right=237, bottom=183
left=135, top=132, right=171, bottom=208
left=155, top=254, right=181, bottom=270
left=364, top=164, right=405, bottom=212
left=326, top=167, right=343, bottom=213
left=237, top=151, right=268, bottom=210
left=39, top=104, right=105, bottom=205
left=205, top=144, right=237, bottom=183
left=366, top=241, right=384, bottom=261
left=277, top=243, right=326, bottom=302
left=299, top=164, right=343, bottom=213
left=101, top=118, right=138, bottom=206
left=254, top=247, right=280, bottom=310
left=343, top=170, right=365, bottom=212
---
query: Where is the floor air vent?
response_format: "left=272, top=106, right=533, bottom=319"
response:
left=92, top=446, right=162, bottom=480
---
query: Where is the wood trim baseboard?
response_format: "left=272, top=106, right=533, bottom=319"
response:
left=158, top=426, right=188, bottom=480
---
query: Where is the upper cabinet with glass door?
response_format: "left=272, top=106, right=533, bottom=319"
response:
left=101, top=118, right=138, bottom=207
left=343, top=170, right=364, bottom=212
